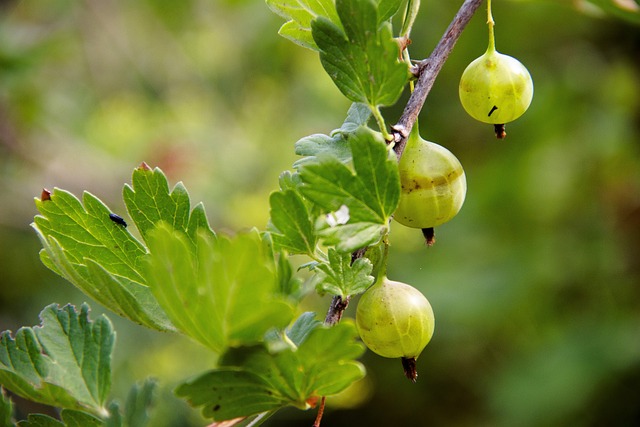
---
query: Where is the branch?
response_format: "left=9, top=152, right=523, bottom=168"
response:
left=322, top=0, right=483, bottom=333
left=392, top=0, right=485, bottom=157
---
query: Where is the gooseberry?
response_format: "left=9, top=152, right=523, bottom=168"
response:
left=458, top=0, right=533, bottom=138
left=458, top=50, right=533, bottom=125
left=393, top=124, right=466, bottom=231
left=356, top=277, right=435, bottom=381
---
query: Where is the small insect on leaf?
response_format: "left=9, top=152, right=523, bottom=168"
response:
left=109, top=213, right=127, bottom=227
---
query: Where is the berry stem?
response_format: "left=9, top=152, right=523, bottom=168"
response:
left=391, top=0, right=484, bottom=159
left=487, top=0, right=496, bottom=53
left=372, top=106, right=392, bottom=142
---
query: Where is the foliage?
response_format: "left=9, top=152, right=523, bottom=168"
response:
left=0, top=0, right=639, bottom=426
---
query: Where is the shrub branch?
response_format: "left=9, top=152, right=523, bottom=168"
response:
left=392, top=0, right=485, bottom=158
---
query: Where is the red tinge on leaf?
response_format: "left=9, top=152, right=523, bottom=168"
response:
left=41, top=188, right=51, bottom=201
left=138, top=161, right=152, bottom=171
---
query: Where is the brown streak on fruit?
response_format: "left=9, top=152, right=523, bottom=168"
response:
left=401, top=170, right=461, bottom=191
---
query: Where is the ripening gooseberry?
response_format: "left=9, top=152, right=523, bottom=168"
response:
left=459, top=50, right=533, bottom=125
left=458, top=0, right=533, bottom=137
left=393, top=124, right=466, bottom=230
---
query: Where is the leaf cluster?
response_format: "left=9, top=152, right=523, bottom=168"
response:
left=268, top=107, right=400, bottom=296
left=0, top=304, right=155, bottom=427
left=9, top=164, right=367, bottom=424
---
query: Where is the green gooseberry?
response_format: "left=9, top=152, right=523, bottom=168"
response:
left=459, top=49, right=533, bottom=125
left=393, top=125, right=466, bottom=230
left=356, top=277, right=435, bottom=380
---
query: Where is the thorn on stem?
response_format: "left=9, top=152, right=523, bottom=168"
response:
left=421, top=228, right=436, bottom=246
left=401, top=357, right=418, bottom=382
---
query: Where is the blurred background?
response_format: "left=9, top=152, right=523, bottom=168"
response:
left=1, top=0, right=639, bottom=426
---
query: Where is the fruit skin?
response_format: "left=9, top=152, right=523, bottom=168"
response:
left=393, top=127, right=466, bottom=229
left=459, top=49, right=533, bottom=125
left=356, top=277, right=435, bottom=359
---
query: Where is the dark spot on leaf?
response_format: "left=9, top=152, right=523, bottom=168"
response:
left=109, top=213, right=127, bottom=227
left=213, top=404, right=221, bottom=412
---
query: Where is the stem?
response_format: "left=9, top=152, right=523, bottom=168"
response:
left=487, top=0, right=496, bottom=52
left=312, top=396, right=327, bottom=427
left=324, top=294, right=351, bottom=326
left=400, top=0, right=421, bottom=38
left=372, top=106, right=392, bottom=141
left=391, top=0, right=485, bottom=158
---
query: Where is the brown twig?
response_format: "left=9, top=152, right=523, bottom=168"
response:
left=322, top=0, right=484, bottom=325
left=392, top=0, right=485, bottom=158
left=312, top=396, right=327, bottom=427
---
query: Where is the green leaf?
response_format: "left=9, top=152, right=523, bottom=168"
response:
left=122, top=164, right=215, bottom=246
left=293, top=102, right=371, bottom=168
left=0, top=304, right=114, bottom=417
left=285, top=312, right=322, bottom=347
left=17, top=414, right=63, bottom=427
left=176, top=321, right=365, bottom=421
left=0, top=388, right=15, bottom=427
left=275, top=251, right=302, bottom=297
left=105, top=379, right=155, bottom=427
left=377, top=0, right=404, bottom=23
left=312, top=0, right=409, bottom=108
left=146, top=225, right=295, bottom=354
left=268, top=189, right=317, bottom=255
left=32, top=189, right=173, bottom=331
left=266, top=0, right=340, bottom=50
left=317, top=221, right=388, bottom=253
left=17, top=411, right=102, bottom=427
left=315, top=249, right=374, bottom=297
left=298, top=127, right=400, bottom=251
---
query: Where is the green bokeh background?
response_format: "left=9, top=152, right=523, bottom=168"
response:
left=1, top=0, right=639, bottom=426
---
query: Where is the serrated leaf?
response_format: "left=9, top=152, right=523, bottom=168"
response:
left=17, top=414, right=63, bottom=427
left=114, top=379, right=156, bottom=427
left=268, top=189, right=317, bottom=255
left=146, top=225, right=295, bottom=354
left=293, top=103, right=371, bottom=168
left=266, top=0, right=340, bottom=50
left=32, top=189, right=173, bottom=332
left=298, top=127, right=400, bottom=251
left=0, top=388, right=14, bottom=427
left=0, top=304, right=114, bottom=417
left=312, top=0, right=409, bottom=108
left=122, top=165, right=215, bottom=246
left=16, top=410, right=102, bottom=427
left=176, top=321, right=365, bottom=421
left=315, top=249, right=374, bottom=297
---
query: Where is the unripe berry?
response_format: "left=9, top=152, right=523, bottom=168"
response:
left=356, top=277, right=435, bottom=360
left=459, top=49, right=533, bottom=125
left=394, top=126, right=466, bottom=229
